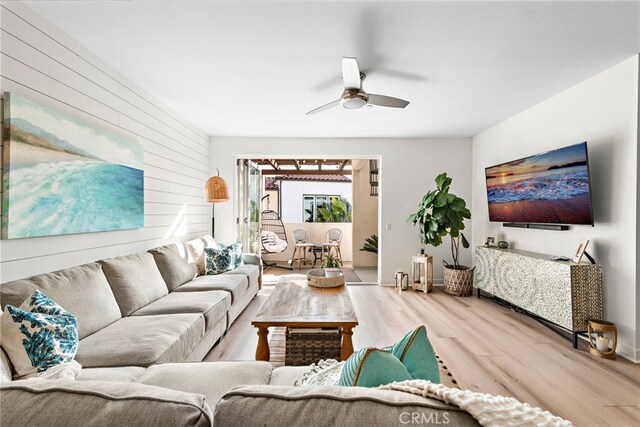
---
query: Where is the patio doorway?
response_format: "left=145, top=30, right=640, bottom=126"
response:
left=236, top=157, right=381, bottom=285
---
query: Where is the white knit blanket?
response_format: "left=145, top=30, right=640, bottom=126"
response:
left=379, top=380, right=573, bottom=427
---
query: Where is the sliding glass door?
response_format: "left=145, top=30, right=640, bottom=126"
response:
left=236, top=160, right=262, bottom=253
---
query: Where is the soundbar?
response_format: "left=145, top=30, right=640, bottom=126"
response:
left=503, top=223, right=569, bottom=231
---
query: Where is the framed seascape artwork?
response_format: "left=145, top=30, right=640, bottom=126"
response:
left=2, top=92, right=144, bottom=239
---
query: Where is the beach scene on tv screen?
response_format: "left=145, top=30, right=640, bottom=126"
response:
left=485, top=143, right=593, bottom=225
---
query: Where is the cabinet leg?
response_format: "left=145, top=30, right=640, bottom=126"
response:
left=572, top=332, right=579, bottom=349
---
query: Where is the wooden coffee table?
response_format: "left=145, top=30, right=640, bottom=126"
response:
left=252, top=278, right=358, bottom=361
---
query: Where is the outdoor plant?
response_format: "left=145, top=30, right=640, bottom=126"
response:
left=316, top=197, right=352, bottom=223
left=321, top=252, right=341, bottom=268
left=407, top=173, right=471, bottom=269
left=359, top=234, right=378, bottom=255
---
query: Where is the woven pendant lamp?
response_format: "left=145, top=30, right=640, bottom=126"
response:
left=206, top=169, right=229, bottom=237
left=206, top=169, right=229, bottom=203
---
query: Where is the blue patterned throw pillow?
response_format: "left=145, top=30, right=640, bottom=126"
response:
left=218, top=242, right=243, bottom=268
left=0, top=290, right=79, bottom=379
left=204, top=246, right=235, bottom=275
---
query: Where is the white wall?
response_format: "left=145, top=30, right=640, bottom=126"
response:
left=0, top=2, right=211, bottom=282
left=280, top=180, right=352, bottom=223
left=472, top=56, right=639, bottom=361
left=211, top=138, right=473, bottom=285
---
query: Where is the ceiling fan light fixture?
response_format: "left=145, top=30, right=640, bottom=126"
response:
left=341, top=89, right=368, bottom=110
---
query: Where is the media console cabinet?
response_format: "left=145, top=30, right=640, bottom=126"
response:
left=474, top=246, right=603, bottom=348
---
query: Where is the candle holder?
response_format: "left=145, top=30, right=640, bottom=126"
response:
left=587, top=319, right=617, bottom=360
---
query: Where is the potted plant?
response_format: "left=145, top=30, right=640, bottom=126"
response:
left=408, top=173, right=474, bottom=296
left=321, top=252, right=342, bottom=277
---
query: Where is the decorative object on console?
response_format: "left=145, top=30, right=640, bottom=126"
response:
left=408, top=173, right=472, bottom=296
left=2, top=92, right=143, bottom=239
left=587, top=319, right=617, bottom=359
left=498, top=241, right=509, bottom=249
left=572, top=239, right=590, bottom=263
left=475, top=246, right=603, bottom=348
left=395, top=271, right=409, bottom=292
left=206, top=169, right=230, bottom=238
left=484, top=236, right=495, bottom=247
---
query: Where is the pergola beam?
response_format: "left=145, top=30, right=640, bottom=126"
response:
left=261, top=170, right=352, bottom=176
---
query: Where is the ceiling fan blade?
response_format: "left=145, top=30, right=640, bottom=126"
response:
left=305, top=99, right=340, bottom=115
left=367, top=94, right=410, bottom=109
left=342, top=57, right=361, bottom=90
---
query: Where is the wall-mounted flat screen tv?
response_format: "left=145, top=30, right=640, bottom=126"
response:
left=485, top=142, right=594, bottom=226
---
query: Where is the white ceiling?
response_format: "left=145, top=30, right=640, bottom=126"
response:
left=25, top=1, right=640, bottom=138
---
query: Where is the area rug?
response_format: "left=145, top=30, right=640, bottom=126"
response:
left=267, top=327, right=457, bottom=387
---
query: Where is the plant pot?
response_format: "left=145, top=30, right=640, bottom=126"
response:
left=443, top=265, right=475, bottom=297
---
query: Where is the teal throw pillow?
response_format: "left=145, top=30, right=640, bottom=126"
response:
left=391, top=325, right=440, bottom=383
left=218, top=242, right=243, bottom=267
left=0, top=290, right=79, bottom=378
left=204, top=246, right=235, bottom=275
left=339, top=347, right=412, bottom=387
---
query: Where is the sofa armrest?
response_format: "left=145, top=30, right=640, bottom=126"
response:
left=242, top=254, right=263, bottom=289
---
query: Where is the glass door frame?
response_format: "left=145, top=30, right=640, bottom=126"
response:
left=233, top=154, right=383, bottom=286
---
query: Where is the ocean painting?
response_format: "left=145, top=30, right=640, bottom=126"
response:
left=485, top=143, right=593, bottom=225
left=2, top=92, right=143, bottom=239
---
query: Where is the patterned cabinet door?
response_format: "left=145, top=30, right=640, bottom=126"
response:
left=475, top=247, right=573, bottom=330
left=474, top=247, right=493, bottom=293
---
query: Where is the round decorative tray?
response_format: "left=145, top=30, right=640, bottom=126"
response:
left=307, top=268, right=345, bottom=288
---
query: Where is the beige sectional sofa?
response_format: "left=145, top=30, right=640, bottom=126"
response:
left=0, top=235, right=480, bottom=426
left=0, top=236, right=261, bottom=368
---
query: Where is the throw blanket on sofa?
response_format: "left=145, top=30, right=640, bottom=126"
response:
left=379, top=380, right=573, bottom=427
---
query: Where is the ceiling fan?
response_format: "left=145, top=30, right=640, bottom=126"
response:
left=306, top=57, right=410, bottom=115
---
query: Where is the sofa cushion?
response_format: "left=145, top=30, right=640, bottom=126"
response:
left=185, top=236, right=217, bottom=276
left=1, top=291, right=79, bottom=379
left=174, top=274, right=248, bottom=304
left=1, top=347, right=13, bottom=382
left=269, top=366, right=308, bottom=386
left=0, top=263, right=121, bottom=339
left=75, top=314, right=204, bottom=367
left=149, top=243, right=198, bottom=291
left=0, top=379, right=212, bottom=427
left=221, top=264, right=260, bottom=287
left=214, top=385, right=479, bottom=427
left=78, top=366, right=146, bottom=383
left=131, top=291, right=231, bottom=331
left=99, top=253, right=168, bottom=317
left=137, top=361, right=273, bottom=406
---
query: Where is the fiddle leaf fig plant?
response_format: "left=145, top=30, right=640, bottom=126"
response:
left=407, top=173, right=471, bottom=269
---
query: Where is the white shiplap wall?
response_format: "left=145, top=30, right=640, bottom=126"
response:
left=0, top=2, right=211, bottom=282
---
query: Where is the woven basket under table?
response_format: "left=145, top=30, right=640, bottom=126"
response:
left=285, top=328, right=342, bottom=366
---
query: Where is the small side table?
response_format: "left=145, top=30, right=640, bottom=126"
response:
left=411, top=255, right=433, bottom=293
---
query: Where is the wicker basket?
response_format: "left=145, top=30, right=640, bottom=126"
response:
left=307, top=269, right=345, bottom=288
left=443, top=265, right=475, bottom=297
left=285, top=328, right=342, bottom=366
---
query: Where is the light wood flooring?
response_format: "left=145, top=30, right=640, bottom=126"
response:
left=204, top=283, right=640, bottom=426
